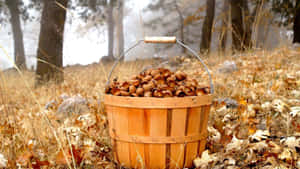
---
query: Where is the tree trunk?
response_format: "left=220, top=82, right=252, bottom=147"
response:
left=219, top=0, right=229, bottom=53
left=35, top=0, right=68, bottom=86
left=253, top=0, right=266, bottom=48
left=5, top=0, right=26, bottom=70
left=200, top=0, right=215, bottom=54
left=116, top=0, right=124, bottom=60
left=175, top=0, right=185, bottom=53
left=230, top=0, right=245, bottom=52
left=107, top=0, right=114, bottom=59
left=293, top=1, right=300, bottom=43
left=242, top=0, right=252, bottom=49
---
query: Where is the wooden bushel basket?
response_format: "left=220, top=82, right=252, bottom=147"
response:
left=104, top=37, right=214, bottom=169
left=105, top=95, right=212, bottom=168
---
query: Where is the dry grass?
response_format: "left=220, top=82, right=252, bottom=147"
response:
left=0, top=47, right=299, bottom=168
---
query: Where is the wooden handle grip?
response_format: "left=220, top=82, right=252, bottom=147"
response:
left=144, top=36, right=176, bottom=43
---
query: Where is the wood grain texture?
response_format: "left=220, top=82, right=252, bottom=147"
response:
left=146, top=109, right=167, bottom=169
left=184, top=107, right=202, bottom=168
left=170, top=108, right=187, bottom=169
left=105, top=106, right=118, bottom=163
left=144, top=36, right=176, bottom=43
left=128, top=108, right=147, bottom=168
left=105, top=95, right=212, bottom=109
left=114, top=107, right=131, bottom=167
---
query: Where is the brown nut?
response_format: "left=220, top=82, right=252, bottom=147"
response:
left=196, top=88, right=206, bottom=96
left=144, top=69, right=152, bottom=75
left=203, top=87, right=210, bottom=94
left=167, top=75, right=176, bottom=82
left=185, top=80, right=193, bottom=88
left=150, top=69, right=160, bottom=76
left=121, top=81, right=130, bottom=89
left=175, top=89, right=185, bottom=97
left=163, top=71, right=171, bottom=78
left=143, top=75, right=152, bottom=82
left=144, top=91, right=152, bottom=97
left=129, top=79, right=140, bottom=87
left=153, top=89, right=163, bottom=98
left=175, top=71, right=187, bottom=81
left=163, top=90, right=173, bottom=97
left=129, top=85, right=136, bottom=94
left=111, top=88, right=121, bottom=96
left=191, top=79, right=198, bottom=87
left=143, top=83, right=153, bottom=91
left=153, top=73, right=163, bottom=80
left=168, top=81, right=176, bottom=88
left=136, top=87, right=144, bottom=96
left=131, top=93, right=138, bottom=97
left=156, top=79, right=165, bottom=85
left=157, top=84, right=168, bottom=90
left=184, top=87, right=195, bottom=96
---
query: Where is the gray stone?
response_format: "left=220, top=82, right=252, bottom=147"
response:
left=56, top=95, right=90, bottom=120
left=218, top=60, right=237, bottom=73
left=215, top=98, right=239, bottom=108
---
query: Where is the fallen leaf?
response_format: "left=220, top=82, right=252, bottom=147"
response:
left=226, top=136, right=247, bottom=152
left=280, top=136, right=300, bottom=149
left=249, top=130, right=270, bottom=142
left=290, top=107, right=300, bottom=117
left=193, top=150, right=217, bottom=168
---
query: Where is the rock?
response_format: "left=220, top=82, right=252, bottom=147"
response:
left=56, top=95, right=90, bottom=120
left=218, top=60, right=237, bottom=73
left=215, top=98, right=239, bottom=108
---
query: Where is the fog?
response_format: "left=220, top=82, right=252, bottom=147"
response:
left=0, top=0, right=292, bottom=70
left=0, top=0, right=151, bottom=70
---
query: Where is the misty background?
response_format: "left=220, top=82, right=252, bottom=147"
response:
left=0, top=0, right=293, bottom=70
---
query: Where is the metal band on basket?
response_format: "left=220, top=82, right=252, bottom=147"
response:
left=110, top=131, right=208, bottom=144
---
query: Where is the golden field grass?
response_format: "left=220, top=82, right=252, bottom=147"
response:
left=0, top=47, right=299, bottom=168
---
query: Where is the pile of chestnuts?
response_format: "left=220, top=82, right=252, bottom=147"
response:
left=105, top=68, right=210, bottom=97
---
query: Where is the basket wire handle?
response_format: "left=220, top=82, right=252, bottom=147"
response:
left=106, top=36, right=214, bottom=94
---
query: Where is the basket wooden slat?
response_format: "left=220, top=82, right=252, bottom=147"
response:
left=169, top=108, right=188, bottom=168
left=184, top=107, right=202, bottom=167
left=105, top=94, right=212, bottom=108
left=147, top=109, right=167, bottom=168
left=128, top=108, right=146, bottom=168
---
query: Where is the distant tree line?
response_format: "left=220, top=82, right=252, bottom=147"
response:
left=145, top=0, right=300, bottom=53
left=0, top=0, right=299, bottom=86
left=0, top=0, right=124, bottom=85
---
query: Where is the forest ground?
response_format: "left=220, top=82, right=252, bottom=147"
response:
left=0, top=47, right=299, bottom=168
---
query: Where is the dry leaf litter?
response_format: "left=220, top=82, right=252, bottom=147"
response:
left=0, top=48, right=299, bottom=168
